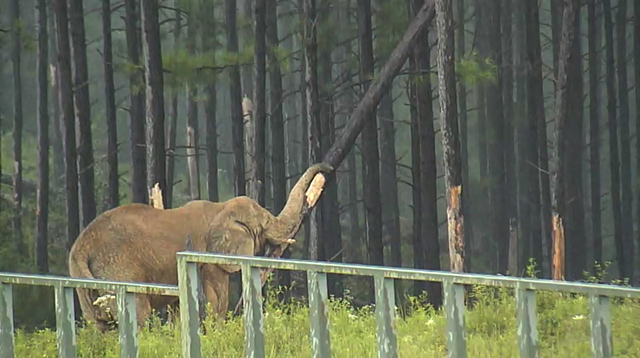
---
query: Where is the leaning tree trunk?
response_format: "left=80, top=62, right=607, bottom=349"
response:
left=616, top=0, right=634, bottom=282
left=603, top=0, right=625, bottom=280
left=11, top=0, right=24, bottom=254
left=53, top=0, right=80, bottom=248
left=227, top=0, right=245, bottom=197
left=69, top=0, right=97, bottom=228
left=550, top=0, right=579, bottom=281
left=436, top=0, right=464, bottom=273
left=36, top=0, right=50, bottom=273
left=141, top=0, right=167, bottom=208
left=125, top=0, right=147, bottom=204
left=102, top=0, right=119, bottom=209
left=588, top=0, right=602, bottom=269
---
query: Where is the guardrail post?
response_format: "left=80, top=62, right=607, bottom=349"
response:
left=374, top=275, right=397, bottom=358
left=242, top=264, right=265, bottom=358
left=0, top=283, right=14, bottom=358
left=307, top=270, right=330, bottom=358
left=589, top=294, right=612, bottom=358
left=54, top=283, right=77, bottom=358
left=443, top=280, right=466, bottom=358
left=516, top=285, right=538, bottom=358
left=178, top=256, right=201, bottom=358
left=116, top=286, right=138, bottom=358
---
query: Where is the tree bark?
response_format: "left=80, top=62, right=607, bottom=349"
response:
left=635, top=0, right=640, bottom=283
left=524, top=0, right=545, bottom=276
left=69, top=0, right=97, bottom=228
left=186, top=5, right=201, bottom=201
left=125, top=0, right=147, bottom=204
left=564, top=6, right=585, bottom=280
left=358, top=0, right=384, bottom=267
left=227, top=0, right=246, bottom=197
left=11, top=0, right=24, bottom=254
left=49, top=17, right=65, bottom=190
left=603, top=0, right=625, bottom=280
left=436, top=0, right=464, bottom=273
left=252, top=0, right=267, bottom=206
left=588, top=0, right=602, bottom=269
left=53, top=0, right=80, bottom=248
left=474, top=0, right=488, bottom=180
left=409, top=54, right=424, bottom=295
left=102, top=0, right=119, bottom=209
left=166, top=2, right=181, bottom=208
left=550, top=0, right=579, bottom=281
left=202, top=1, right=218, bottom=203
left=616, top=0, right=634, bottom=282
left=141, top=0, right=167, bottom=207
left=36, top=0, right=50, bottom=273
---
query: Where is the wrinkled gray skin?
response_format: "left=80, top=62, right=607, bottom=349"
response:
left=68, top=163, right=332, bottom=331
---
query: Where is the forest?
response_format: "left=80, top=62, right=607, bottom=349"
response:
left=0, top=0, right=639, bottom=337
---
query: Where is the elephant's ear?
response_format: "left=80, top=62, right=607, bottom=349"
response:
left=205, top=221, right=255, bottom=274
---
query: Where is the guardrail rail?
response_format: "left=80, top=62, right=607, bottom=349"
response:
left=176, top=252, right=640, bottom=358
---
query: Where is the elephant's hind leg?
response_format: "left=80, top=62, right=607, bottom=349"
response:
left=134, top=294, right=153, bottom=329
left=201, top=264, right=230, bottom=321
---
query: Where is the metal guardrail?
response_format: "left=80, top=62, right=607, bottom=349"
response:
left=0, top=272, right=179, bottom=358
left=176, top=252, right=640, bottom=358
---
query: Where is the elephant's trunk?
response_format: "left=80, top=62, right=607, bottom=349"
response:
left=265, top=163, right=333, bottom=242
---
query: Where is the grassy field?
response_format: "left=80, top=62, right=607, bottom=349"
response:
left=11, top=280, right=640, bottom=358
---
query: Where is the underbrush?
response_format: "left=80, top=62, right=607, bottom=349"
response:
left=12, top=281, right=640, bottom=358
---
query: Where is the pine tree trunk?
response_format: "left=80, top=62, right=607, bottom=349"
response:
left=36, top=0, right=50, bottom=273
left=252, top=0, right=267, bottom=206
left=227, top=0, right=246, bottom=197
left=474, top=0, right=488, bottom=179
left=635, top=0, right=640, bottom=283
left=186, top=6, right=201, bottom=201
left=435, top=0, right=464, bottom=273
left=69, top=0, right=97, bottom=228
left=616, top=0, right=634, bottom=282
left=165, top=3, right=181, bottom=208
left=358, top=0, right=384, bottom=267
left=141, top=0, right=167, bottom=207
left=53, top=0, right=80, bottom=247
left=603, top=0, right=625, bottom=280
left=550, top=0, right=579, bottom=281
left=102, top=0, right=119, bottom=209
left=564, top=6, right=585, bottom=280
left=202, top=1, right=218, bottom=203
left=125, top=0, right=147, bottom=204
left=48, top=15, right=65, bottom=190
left=11, top=0, right=24, bottom=254
left=485, top=0, right=508, bottom=274
left=524, top=0, right=545, bottom=276
left=588, top=0, right=603, bottom=270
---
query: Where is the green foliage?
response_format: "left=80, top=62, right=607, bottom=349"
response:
left=456, top=51, right=497, bottom=86
left=11, top=283, right=640, bottom=357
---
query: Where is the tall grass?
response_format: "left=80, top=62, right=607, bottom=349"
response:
left=12, top=280, right=640, bottom=358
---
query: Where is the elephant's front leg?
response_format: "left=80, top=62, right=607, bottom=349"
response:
left=201, top=264, right=230, bottom=320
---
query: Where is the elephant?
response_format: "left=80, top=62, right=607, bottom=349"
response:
left=68, top=162, right=333, bottom=331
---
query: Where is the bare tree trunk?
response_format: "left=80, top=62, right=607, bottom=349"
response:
left=305, top=0, right=323, bottom=261
left=102, top=0, right=119, bottom=209
left=202, top=1, right=218, bottom=203
left=616, top=0, right=634, bottom=282
left=10, top=0, right=24, bottom=254
left=564, top=6, right=585, bottom=281
left=48, top=13, right=65, bottom=191
left=69, top=0, right=97, bottom=228
left=227, top=0, right=246, bottom=196
left=436, top=0, right=464, bottom=273
left=125, top=0, right=147, bottom=204
left=298, top=0, right=311, bottom=257
left=603, top=0, right=625, bottom=280
left=166, top=3, right=181, bottom=208
left=635, top=0, right=640, bottom=282
left=474, top=0, right=488, bottom=179
left=550, top=0, right=579, bottom=281
left=141, top=0, right=167, bottom=207
left=358, top=0, right=384, bottom=268
left=524, top=0, right=545, bottom=276
left=588, top=0, right=603, bottom=270
left=186, top=5, right=201, bottom=201
left=252, top=0, right=267, bottom=206
left=53, top=0, right=80, bottom=247
left=36, top=0, right=50, bottom=273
